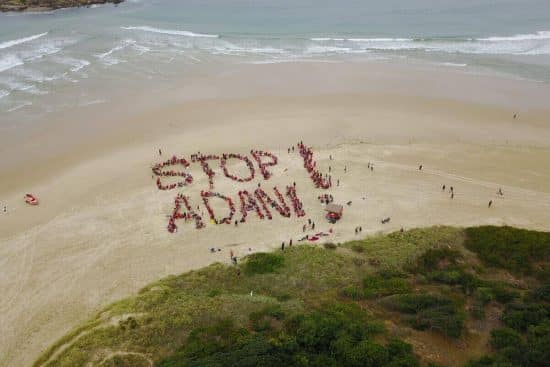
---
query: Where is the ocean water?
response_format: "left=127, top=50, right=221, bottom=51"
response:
left=1, top=0, right=549, bottom=117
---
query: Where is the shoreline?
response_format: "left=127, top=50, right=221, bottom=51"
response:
left=1, top=62, right=550, bottom=367
left=0, top=0, right=123, bottom=13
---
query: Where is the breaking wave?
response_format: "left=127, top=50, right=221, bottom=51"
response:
left=0, top=32, right=48, bottom=50
left=121, top=26, right=219, bottom=38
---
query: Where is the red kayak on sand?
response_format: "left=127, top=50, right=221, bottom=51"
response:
left=25, top=194, right=39, bottom=206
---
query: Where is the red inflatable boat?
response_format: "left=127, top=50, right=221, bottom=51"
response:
left=25, top=194, right=39, bottom=206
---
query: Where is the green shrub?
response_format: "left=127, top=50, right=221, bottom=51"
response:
left=502, top=302, right=548, bottom=331
left=414, top=248, right=462, bottom=272
left=383, top=294, right=464, bottom=338
left=490, top=328, right=523, bottom=350
left=525, top=319, right=550, bottom=367
left=242, top=253, right=285, bottom=276
left=362, top=274, right=411, bottom=298
left=324, top=242, right=337, bottom=250
left=464, top=226, right=550, bottom=280
left=101, top=354, right=151, bottom=367
left=340, top=285, right=363, bottom=300
left=249, top=305, right=285, bottom=332
left=351, top=243, right=364, bottom=253
left=489, top=283, right=518, bottom=304
left=208, top=289, right=221, bottom=297
left=464, top=355, right=515, bottom=367
left=529, top=284, right=550, bottom=302
left=159, top=303, right=419, bottom=367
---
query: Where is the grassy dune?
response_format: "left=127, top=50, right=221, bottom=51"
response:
left=34, top=226, right=549, bottom=367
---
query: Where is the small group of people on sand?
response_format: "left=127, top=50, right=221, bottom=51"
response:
left=442, top=183, right=500, bottom=207
left=303, top=218, right=316, bottom=232
left=442, top=184, right=455, bottom=199
left=281, top=239, right=293, bottom=250
left=318, top=193, right=334, bottom=204
left=354, top=226, right=363, bottom=234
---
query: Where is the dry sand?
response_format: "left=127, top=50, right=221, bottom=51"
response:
left=1, top=61, right=550, bottom=367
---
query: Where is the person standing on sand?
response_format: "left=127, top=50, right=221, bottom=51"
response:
left=159, top=149, right=162, bottom=156
left=419, top=165, right=423, bottom=171
left=451, top=192, right=454, bottom=199
left=3, top=205, right=6, bottom=214
left=488, top=200, right=493, bottom=208
left=289, top=239, right=293, bottom=247
left=281, top=242, right=285, bottom=250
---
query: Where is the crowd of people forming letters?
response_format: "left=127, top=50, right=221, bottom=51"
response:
left=155, top=143, right=331, bottom=233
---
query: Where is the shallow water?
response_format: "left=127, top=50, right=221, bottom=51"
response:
left=1, top=0, right=549, bottom=117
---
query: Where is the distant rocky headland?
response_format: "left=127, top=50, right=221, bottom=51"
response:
left=0, top=0, right=124, bottom=12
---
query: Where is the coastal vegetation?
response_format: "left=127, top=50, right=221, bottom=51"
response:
left=34, top=226, right=549, bottom=367
left=0, top=0, right=123, bottom=12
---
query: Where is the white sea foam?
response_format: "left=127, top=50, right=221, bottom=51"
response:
left=0, top=32, right=48, bottom=50
left=12, top=68, right=59, bottom=83
left=478, top=31, right=550, bottom=41
left=0, top=55, right=24, bottom=73
left=0, top=89, right=9, bottom=99
left=95, top=39, right=134, bottom=65
left=210, top=43, right=286, bottom=56
left=306, top=46, right=353, bottom=54
left=306, top=32, right=550, bottom=55
left=441, top=62, right=467, bottom=67
left=347, top=38, right=413, bottom=42
left=79, top=99, right=106, bottom=107
left=121, top=26, right=219, bottom=38
left=310, top=37, right=345, bottom=41
left=0, top=79, right=45, bottom=95
left=69, top=59, right=91, bottom=72
left=132, top=43, right=151, bottom=55
left=7, top=101, right=32, bottom=112
left=26, top=43, right=63, bottom=61
left=53, top=57, right=91, bottom=73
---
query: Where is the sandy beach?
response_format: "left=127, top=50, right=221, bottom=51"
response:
left=1, top=61, right=550, bottom=367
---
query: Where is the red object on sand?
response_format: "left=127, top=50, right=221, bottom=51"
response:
left=325, top=203, right=343, bottom=223
left=25, top=194, right=39, bottom=205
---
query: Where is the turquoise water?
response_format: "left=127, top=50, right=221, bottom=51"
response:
left=1, top=0, right=549, bottom=115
